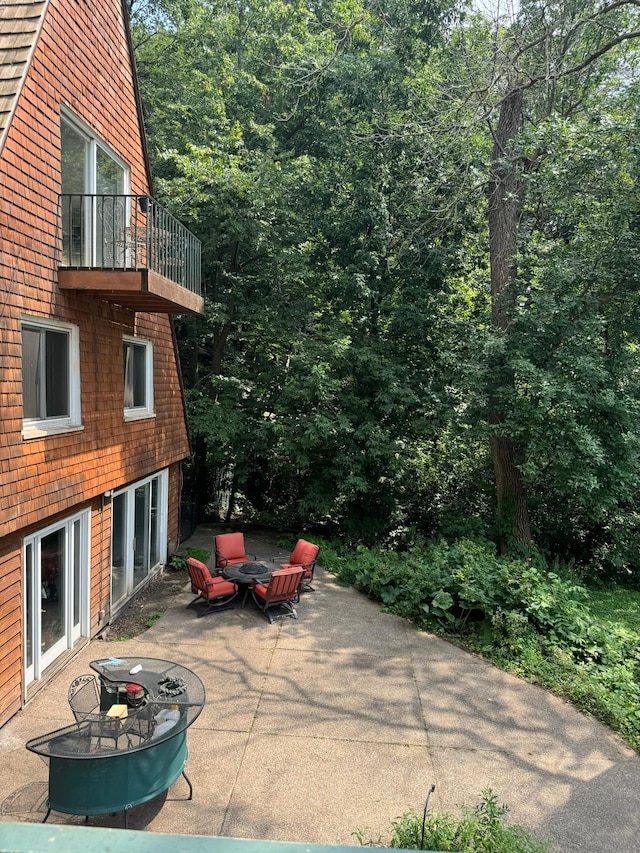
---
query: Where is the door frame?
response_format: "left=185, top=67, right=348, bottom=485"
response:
left=23, top=509, right=91, bottom=692
left=110, top=469, right=168, bottom=613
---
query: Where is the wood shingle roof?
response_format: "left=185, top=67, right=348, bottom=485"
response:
left=0, top=0, right=48, bottom=154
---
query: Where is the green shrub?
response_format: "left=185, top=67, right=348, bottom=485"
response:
left=327, top=537, right=513, bottom=630
left=356, top=789, right=552, bottom=852
left=167, top=547, right=211, bottom=572
left=167, top=555, right=187, bottom=571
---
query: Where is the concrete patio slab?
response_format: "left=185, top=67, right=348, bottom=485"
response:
left=221, top=735, right=436, bottom=845
left=1, top=525, right=639, bottom=853
left=281, top=582, right=415, bottom=657
left=429, top=743, right=640, bottom=852
left=252, top=648, right=428, bottom=744
left=410, top=656, right=632, bottom=758
left=428, top=745, right=575, bottom=834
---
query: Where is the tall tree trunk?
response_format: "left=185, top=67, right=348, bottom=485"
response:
left=193, top=433, right=209, bottom=522
left=487, top=88, right=531, bottom=550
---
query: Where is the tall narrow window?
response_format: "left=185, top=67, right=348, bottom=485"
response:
left=21, top=317, right=81, bottom=437
left=123, top=336, right=154, bottom=418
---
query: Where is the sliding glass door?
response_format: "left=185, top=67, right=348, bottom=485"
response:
left=24, top=511, right=89, bottom=688
left=111, top=471, right=167, bottom=611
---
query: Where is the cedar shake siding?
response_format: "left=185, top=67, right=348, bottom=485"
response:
left=0, top=0, right=199, bottom=727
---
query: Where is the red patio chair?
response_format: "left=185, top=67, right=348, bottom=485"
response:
left=280, top=539, right=320, bottom=594
left=214, top=532, right=256, bottom=569
left=186, top=558, right=239, bottom=617
left=251, top=567, right=304, bottom=624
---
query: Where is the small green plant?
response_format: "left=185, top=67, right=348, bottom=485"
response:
left=355, top=789, right=552, bottom=852
left=167, top=547, right=211, bottom=571
left=146, top=610, right=164, bottom=628
left=115, top=633, right=131, bottom=642
left=186, top=547, right=211, bottom=564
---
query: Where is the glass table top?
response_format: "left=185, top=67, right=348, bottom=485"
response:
left=26, top=658, right=205, bottom=759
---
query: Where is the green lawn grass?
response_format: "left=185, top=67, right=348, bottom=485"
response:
left=586, top=587, right=640, bottom=631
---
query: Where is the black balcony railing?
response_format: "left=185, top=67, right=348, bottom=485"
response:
left=60, top=194, right=201, bottom=296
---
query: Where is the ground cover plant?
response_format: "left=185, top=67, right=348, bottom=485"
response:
left=167, top=547, right=212, bottom=571
left=146, top=610, right=164, bottom=628
left=316, top=536, right=640, bottom=752
left=355, top=788, right=553, bottom=852
left=587, top=588, right=640, bottom=634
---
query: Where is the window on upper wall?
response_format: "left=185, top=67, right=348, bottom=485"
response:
left=123, top=335, right=154, bottom=419
left=21, top=317, right=81, bottom=438
left=60, top=111, right=129, bottom=267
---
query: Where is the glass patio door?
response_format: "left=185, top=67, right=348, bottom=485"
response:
left=111, top=471, right=168, bottom=611
left=60, top=113, right=127, bottom=267
left=24, top=512, right=89, bottom=688
left=95, top=146, right=126, bottom=267
left=111, top=493, right=127, bottom=605
left=60, top=119, right=88, bottom=266
left=133, top=482, right=151, bottom=588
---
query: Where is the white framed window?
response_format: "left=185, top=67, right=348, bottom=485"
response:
left=60, top=109, right=130, bottom=267
left=24, top=509, right=90, bottom=689
left=123, top=335, right=154, bottom=419
left=21, top=315, right=82, bottom=439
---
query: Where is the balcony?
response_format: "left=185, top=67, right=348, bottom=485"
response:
left=58, top=194, right=204, bottom=314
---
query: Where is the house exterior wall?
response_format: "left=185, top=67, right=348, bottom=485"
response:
left=0, top=0, right=192, bottom=727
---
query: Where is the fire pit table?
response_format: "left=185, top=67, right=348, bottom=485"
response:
left=222, top=561, right=273, bottom=606
left=26, top=657, right=205, bottom=826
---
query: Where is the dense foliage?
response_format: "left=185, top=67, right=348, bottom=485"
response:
left=129, top=0, right=640, bottom=581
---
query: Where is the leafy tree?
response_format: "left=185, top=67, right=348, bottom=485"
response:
left=131, top=0, right=640, bottom=577
left=481, top=1, right=640, bottom=550
left=404, top=1, right=640, bottom=553
left=131, top=0, right=463, bottom=540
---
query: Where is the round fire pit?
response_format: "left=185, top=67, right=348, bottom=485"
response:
left=239, top=562, right=270, bottom=576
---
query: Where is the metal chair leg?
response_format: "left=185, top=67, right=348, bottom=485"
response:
left=282, top=601, right=298, bottom=620
left=42, top=808, right=51, bottom=823
left=265, top=602, right=297, bottom=623
left=182, top=769, right=193, bottom=800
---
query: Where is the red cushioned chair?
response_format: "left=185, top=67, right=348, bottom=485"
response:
left=186, top=558, right=239, bottom=617
left=280, top=539, right=320, bottom=595
left=251, top=567, right=304, bottom=624
left=214, top=532, right=256, bottom=569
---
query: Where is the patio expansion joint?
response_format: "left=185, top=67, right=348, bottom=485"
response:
left=218, top=629, right=281, bottom=835
left=276, top=645, right=409, bottom=661
left=409, top=653, right=434, bottom=749
left=426, top=743, right=540, bottom=760
left=407, top=647, right=442, bottom=797
left=244, top=731, right=432, bottom=747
